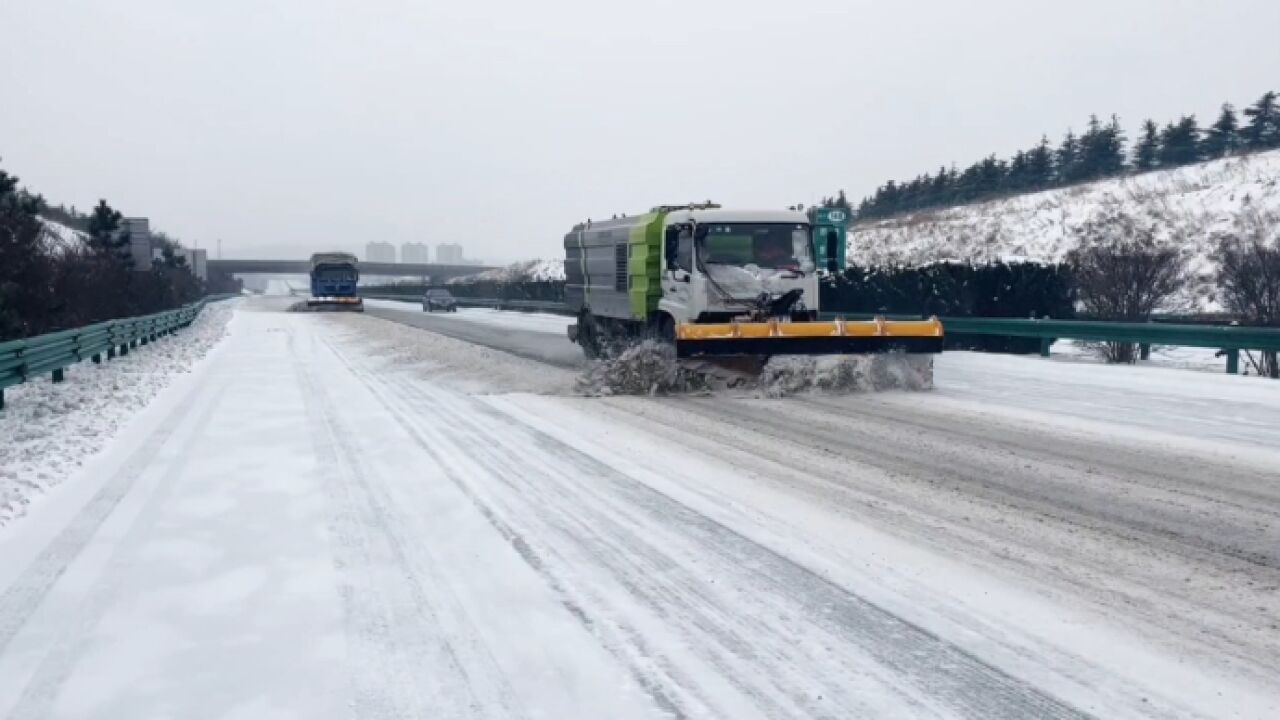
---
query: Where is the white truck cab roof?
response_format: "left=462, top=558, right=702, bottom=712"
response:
left=663, top=208, right=809, bottom=225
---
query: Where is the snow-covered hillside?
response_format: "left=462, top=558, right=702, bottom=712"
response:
left=452, top=153, right=1280, bottom=307
left=37, top=217, right=88, bottom=248
left=448, top=258, right=565, bottom=284
left=847, top=150, right=1280, bottom=306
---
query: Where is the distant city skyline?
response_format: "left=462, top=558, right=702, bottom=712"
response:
left=365, top=241, right=396, bottom=263
left=401, top=242, right=430, bottom=263
left=436, top=243, right=464, bottom=265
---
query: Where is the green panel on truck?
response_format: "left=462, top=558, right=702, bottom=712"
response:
left=811, top=207, right=848, bottom=270
left=627, top=212, right=666, bottom=320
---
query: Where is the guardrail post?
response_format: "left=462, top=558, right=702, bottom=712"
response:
left=0, top=389, right=5, bottom=410
left=1225, top=349, right=1239, bottom=374
left=52, top=368, right=65, bottom=383
left=92, top=353, right=102, bottom=364
left=107, top=346, right=116, bottom=359
left=1139, top=343, right=1151, bottom=360
left=1039, top=337, right=1053, bottom=357
left=120, top=342, right=129, bottom=356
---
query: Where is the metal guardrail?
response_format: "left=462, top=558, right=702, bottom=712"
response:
left=362, top=293, right=571, bottom=314
left=818, top=313, right=1280, bottom=374
left=0, top=294, right=237, bottom=409
left=364, top=293, right=1280, bottom=374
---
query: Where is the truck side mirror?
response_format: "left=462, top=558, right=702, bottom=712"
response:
left=664, top=227, right=679, bottom=270
left=825, top=229, right=839, bottom=273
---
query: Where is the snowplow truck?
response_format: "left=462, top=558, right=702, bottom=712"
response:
left=564, top=204, right=943, bottom=359
left=307, top=252, right=364, bottom=311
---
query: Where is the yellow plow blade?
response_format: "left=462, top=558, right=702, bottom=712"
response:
left=675, top=317, right=943, bottom=358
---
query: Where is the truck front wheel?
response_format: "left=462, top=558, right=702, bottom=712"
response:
left=656, top=314, right=676, bottom=344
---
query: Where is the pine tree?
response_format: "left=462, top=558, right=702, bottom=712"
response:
left=0, top=161, right=55, bottom=339
left=834, top=189, right=852, bottom=213
left=879, top=180, right=900, bottom=217
left=1100, top=114, right=1127, bottom=175
left=977, top=155, right=1008, bottom=194
left=1133, top=119, right=1160, bottom=171
left=1076, top=115, right=1105, bottom=181
left=1075, top=114, right=1127, bottom=181
left=1026, top=137, right=1054, bottom=188
left=1157, top=116, right=1202, bottom=166
left=151, top=231, right=188, bottom=269
left=87, top=199, right=129, bottom=264
left=1056, top=130, right=1081, bottom=184
left=899, top=175, right=922, bottom=211
left=952, top=162, right=983, bottom=202
left=1201, top=103, right=1241, bottom=159
left=856, top=196, right=873, bottom=219
left=1241, top=91, right=1279, bottom=149
left=929, top=166, right=953, bottom=207
left=1005, top=150, right=1029, bottom=191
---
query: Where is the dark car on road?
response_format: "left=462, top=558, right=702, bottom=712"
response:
left=422, top=288, right=458, bottom=312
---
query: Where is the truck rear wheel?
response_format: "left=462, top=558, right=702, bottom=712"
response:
left=577, top=312, right=605, bottom=359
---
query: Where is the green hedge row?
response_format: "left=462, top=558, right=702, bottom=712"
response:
left=820, top=262, right=1076, bottom=354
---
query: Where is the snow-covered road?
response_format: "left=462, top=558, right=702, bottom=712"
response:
left=1, top=298, right=1277, bottom=718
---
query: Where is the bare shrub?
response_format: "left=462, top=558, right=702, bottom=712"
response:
left=1213, top=209, right=1280, bottom=377
left=1067, top=207, right=1189, bottom=363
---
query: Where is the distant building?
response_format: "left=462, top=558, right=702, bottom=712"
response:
left=365, top=241, right=396, bottom=263
left=121, top=218, right=152, bottom=270
left=401, top=242, right=430, bottom=263
left=436, top=243, right=464, bottom=264
left=179, top=248, right=208, bottom=280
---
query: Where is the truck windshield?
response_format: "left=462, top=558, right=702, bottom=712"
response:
left=317, top=269, right=355, bottom=282
left=700, top=223, right=813, bottom=270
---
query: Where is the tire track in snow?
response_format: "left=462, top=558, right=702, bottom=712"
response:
left=325, top=340, right=1089, bottom=719
left=0, top=373, right=220, bottom=659
left=678, top=396, right=1280, bottom=575
left=459, top=390, right=1084, bottom=719
left=297, top=332, right=525, bottom=720
left=401, top=387, right=785, bottom=718
left=637, top=396, right=1280, bottom=690
left=2, top=382, right=226, bottom=719
left=321, top=339, right=692, bottom=719
left=811, top=396, right=1280, bottom=509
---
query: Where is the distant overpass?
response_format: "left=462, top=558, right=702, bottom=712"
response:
left=207, top=259, right=494, bottom=281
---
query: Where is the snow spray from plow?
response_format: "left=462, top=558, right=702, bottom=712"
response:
left=575, top=340, right=934, bottom=397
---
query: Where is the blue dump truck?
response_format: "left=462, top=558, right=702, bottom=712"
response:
left=306, top=252, right=364, bottom=311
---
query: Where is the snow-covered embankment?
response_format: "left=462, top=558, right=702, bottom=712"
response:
left=0, top=301, right=235, bottom=527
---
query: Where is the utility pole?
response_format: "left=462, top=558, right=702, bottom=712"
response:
left=217, top=238, right=222, bottom=259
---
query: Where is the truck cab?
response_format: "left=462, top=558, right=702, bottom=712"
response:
left=657, top=208, right=820, bottom=328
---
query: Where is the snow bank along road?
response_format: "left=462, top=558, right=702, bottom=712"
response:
left=1, top=298, right=1277, bottom=718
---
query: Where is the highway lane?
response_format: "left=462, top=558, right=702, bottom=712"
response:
left=364, top=301, right=585, bottom=369
left=5, top=300, right=1276, bottom=718
left=357, top=300, right=1280, bottom=716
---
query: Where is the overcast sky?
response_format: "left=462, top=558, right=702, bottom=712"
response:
left=3, top=0, right=1278, bottom=264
